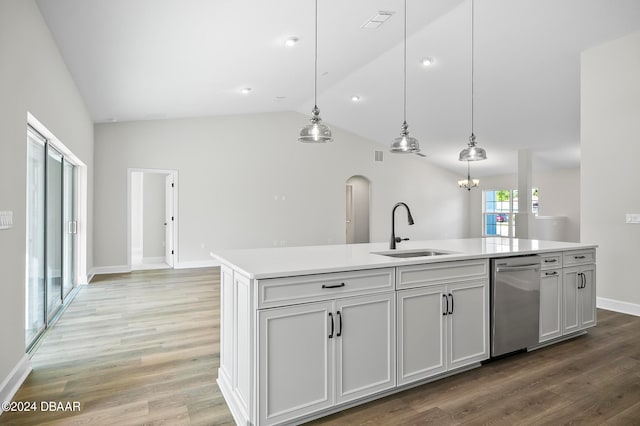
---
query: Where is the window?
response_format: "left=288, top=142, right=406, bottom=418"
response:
left=483, top=188, right=539, bottom=237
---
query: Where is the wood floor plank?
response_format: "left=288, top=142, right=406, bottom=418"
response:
left=3, top=267, right=640, bottom=425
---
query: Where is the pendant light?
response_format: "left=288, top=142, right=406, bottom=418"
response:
left=299, top=0, right=333, bottom=143
left=458, top=160, right=479, bottom=191
left=390, top=0, right=420, bottom=154
left=459, top=0, right=487, bottom=162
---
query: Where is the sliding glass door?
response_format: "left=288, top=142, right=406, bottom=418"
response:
left=26, top=131, right=46, bottom=345
left=63, top=160, right=76, bottom=299
left=26, top=128, right=77, bottom=349
left=46, top=147, right=63, bottom=320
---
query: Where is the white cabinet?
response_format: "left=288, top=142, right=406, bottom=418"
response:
left=335, top=294, right=396, bottom=404
left=258, top=292, right=395, bottom=425
left=397, top=286, right=446, bottom=384
left=539, top=252, right=563, bottom=343
left=563, top=264, right=596, bottom=334
left=258, top=301, right=334, bottom=425
left=539, top=268, right=563, bottom=342
left=397, top=260, right=489, bottom=386
left=447, top=280, right=489, bottom=370
left=562, top=250, right=597, bottom=334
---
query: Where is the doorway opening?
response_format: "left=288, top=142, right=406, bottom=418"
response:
left=127, top=169, right=177, bottom=270
left=345, top=175, right=371, bottom=244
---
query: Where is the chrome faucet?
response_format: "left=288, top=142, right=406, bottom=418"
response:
left=390, top=202, right=415, bottom=249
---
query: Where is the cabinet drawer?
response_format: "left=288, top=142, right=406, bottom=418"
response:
left=540, top=252, right=562, bottom=270
left=563, top=249, right=596, bottom=266
left=397, top=259, right=489, bottom=290
left=258, top=268, right=395, bottom=308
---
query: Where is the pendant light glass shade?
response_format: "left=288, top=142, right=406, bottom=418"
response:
left=390, top=121, right=420, bottom=153
left=390, top=0, right=420, bottom=154
left=459, top=133, right=487, bottom=161
left=299, top=105, right=333, bottom=142
left=298, top=0, right=333, bottom=143
left=459, top=0, right=486, bottom=162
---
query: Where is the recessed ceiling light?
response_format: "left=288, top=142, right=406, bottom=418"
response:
left=351, top=95, right=361, bottom=102
left=284, top=37, right=299, bottom=47
left=241, top=88, right=252, bottom=95
left=274, top=96, right=286, bottom=102
left=421, top=57, right=434, bottom=67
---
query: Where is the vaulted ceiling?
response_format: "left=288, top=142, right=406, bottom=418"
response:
left=36, top=0, right=640, bottom=176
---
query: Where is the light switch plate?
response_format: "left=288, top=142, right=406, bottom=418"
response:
left=626, top=213, right=640, bottom=224
left=0, top=211, right=13, bottom=229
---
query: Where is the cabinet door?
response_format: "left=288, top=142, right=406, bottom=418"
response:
left=397, top=286, right=446, bottom=385
left=335, top=293, right=396, bottom=404
left=562, top=267, right=580, bottom=334
left=447, top=280, right=489, bottom=370
left=258, top=301, right=334, bottom=425
left=539, top=269, right=562, bottom=342
left=579, top=265, right=597, bottom=329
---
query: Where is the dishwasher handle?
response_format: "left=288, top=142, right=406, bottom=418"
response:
left=495, top=263, right=540, bottom=273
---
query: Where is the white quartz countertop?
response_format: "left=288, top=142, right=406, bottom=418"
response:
left=211, top=237, right=597, bottom=279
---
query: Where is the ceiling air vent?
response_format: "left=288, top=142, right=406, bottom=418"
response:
left=361, top=11, right=395, bottom=29
left=375, top=150, right=384, bottom=162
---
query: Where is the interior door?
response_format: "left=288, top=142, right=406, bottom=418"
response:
left=164, top=174, right=174, bottom=267
left=345, top=184, right=353, bottom=243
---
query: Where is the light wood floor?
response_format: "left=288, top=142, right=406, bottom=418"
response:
left=3, top=268, right=640, bottom=425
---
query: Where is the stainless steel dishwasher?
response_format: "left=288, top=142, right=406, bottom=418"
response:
left=490, top=255, right=541, bottom=357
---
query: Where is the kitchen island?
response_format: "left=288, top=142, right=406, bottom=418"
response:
left=212, top=238, right=597, bottom=426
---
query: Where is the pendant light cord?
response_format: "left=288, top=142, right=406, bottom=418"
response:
left=314, top=0, right=318, bottom=108
left=471, top=0, right=474, bottom=135
left=403, top=0, right=407, bottom=122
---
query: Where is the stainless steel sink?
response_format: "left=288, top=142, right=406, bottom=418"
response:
left=373, top=250, right=452, bottom=258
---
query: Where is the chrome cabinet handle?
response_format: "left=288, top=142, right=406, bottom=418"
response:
left=448, top=294, right=454, bottom=315
left=337, top=311, right=342, bottom=337
left=544, top=259, right=558, bottom=263
left=442, top=294, right=448, bottom=316
left=575, top=255, right=586, bottom=259
left=545, top=271, right=558, bottom=276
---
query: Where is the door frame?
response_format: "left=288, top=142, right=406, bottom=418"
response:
left=126, top=168, right=178, bottom=270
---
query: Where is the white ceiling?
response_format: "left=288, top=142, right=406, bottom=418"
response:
left=36, top=0, right=640, bottom=176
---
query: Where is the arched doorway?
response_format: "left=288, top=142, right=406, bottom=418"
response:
left=345, top=175, right=371, bottom=244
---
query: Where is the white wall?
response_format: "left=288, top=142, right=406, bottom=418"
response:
left=142, top=173, right=166, bottom=259
left=0, top=0, right=93, bottom=398
left=467, top=168, right=580, bottom=242
left=582, top=31, right=640, bottom=310
left=94, top=112, right=469, bottom=269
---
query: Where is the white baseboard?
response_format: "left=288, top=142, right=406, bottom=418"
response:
left=175, top=259, right=220, bottom=269
left=0, top=355, right=32, bottom=413
left=597, top=297, right=640, bottom=317
left=142, top=256, right=165, bottom=264
left=90, top=265, right=132, bottom=276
